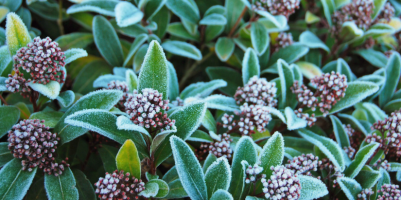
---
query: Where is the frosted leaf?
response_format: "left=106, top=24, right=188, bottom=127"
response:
left=210, top=189, right=233, bottom=200
left=180, top=80, right=227, bottom=99
left=203, top=94, right=240, bottom=112
left=139, top=182, right=159, bottom=198
left=116, top=115, right=151, bottom=139
left=126, top=69, right=138, bottom=92
left=299, top=31, right=330, bottom=52
left=337, top=177, right=362, bottom=200
left=298, top=175, right=329, bottom=200
left=298, top=129, right=345, bottom=171
left=0, top=45, right=11, bottom=75
left=162, top=41, right=202, bottom=60
left=170, top=136, right=208, bottom=200
left=389, top=162, right=401, bottom=172
left=6, top=13, right=31, bottom=56
left=205, top=157, right=231, bottom=199
left=259, top=132, right=284, bottom=177
left=0, top=77, right=7, bottom=92
left=167, top=62, right=179, bottom=100
left=115, top=1, right=143, bottom=27
left=265, top=106, right=286, bottom=122
left=209, top=131, right=221, bottom=141
left=57, top=90, right=75, bottom=108
left=44, top=168, right=79, bottom=200
left=330, top=115, right=350, bottom=148
left=199, top=14, right=227, bottom=25
left=64, top=48, right=88, bottom=64
left=29, top=81, right=61, bottom=100
left=113, top=67, right=129, bottom=77
left=66, top=0, right=119, bottom=17
left=150, top=131, right=172, bottom=154
left=187, top=130, right=213, bottom=143
left=203, top=154, right=217, bottom=173
left=242, top=48, right=260, bottom=85
left=285, top=107, right=307, bottom=130
left=344, top=142, right=380, bottom=178
left=93, top=74, right=126, bottom=88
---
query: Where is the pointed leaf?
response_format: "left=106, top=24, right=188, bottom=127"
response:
left=259, top=132, right=284, bottom=177
left=181, top=80, right=227, bottom=99
left=116, top=140, right=141, bottom=179
left=45, top=168, right=78, bottom=200
left=379, top=52, right=401, bottom=107
left=6, top=13, right=31, bottom=56
left=277, top=59, right=295, bottom=109
left=203, top=94, right=240, bottom=112
left=170, top=136, right=208, bottom=200
left=162, top=40, right=202, bottom=60
left=337, top=177, right=362, bottom=200
left=66, top=0, right=118, bottom=16
left=298, top=175, right=329, bottom=200
left=201, top=110, right=217, bottom=133
left=115, top=1, right=143, bottom=27
left=123, top=34, right=148, bottom=67
left=64, top=48, right=88, bottom=64
left=267, top=44, right=309, bottom=67
left=299, top=31, right=329, bottom=52
left=55, top=32, right=94, bottom=50
left=200, top=14, right=226, bottom=25
left=93, top=74, right=126, bottom=89
left=353, top=49, right=387, bottom=68
left=29, top=81, right=61, bottom=100
left=295, top=61, right=323, bottom=79
left=0, top=158, right=36, bottom=199
left=167, top=62, right=179, bottom=100
left=330, top=115, right=350, bottom=148
left=242, top=48, right=260, bottom=85
left=251, top=22, right=269, bottom=55
left=138, top=40, right=169, bottom=99
left=215, top=37, right=235, bottom=62
left=285, top=107, right=307, bottom=130
left=205, top=158, right=231, bottom=199
left=355, top=166, right=381, bottom=189
left=210, top=189, right=233, bottom=200
left=166, top=0, right=199, bottom=24
left=125, top=69, right=138, bottom=92
left=72, top=169, right=96, bottom=200
left=344, top=143, right=380, bottom=178
left=203, top=154, right=217, bottom=173
left=0, top=106, right=20, bottom=138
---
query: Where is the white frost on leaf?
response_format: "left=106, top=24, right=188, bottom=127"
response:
left=205, top=157, right=232, bottom=191
left=298, top=175, right=329, bottom=200
left=337, top=177, right=362, bottom=200
left=181, top=80, right=227, bottom=99
left=115, top=1, right=143, bottom=27
left=284, top=107, right=307, bottom=130
left=0, top=77, right=7, bottom=92
left=203, top=94, right=240, bottom=112
left=126, top=69, right=138, bottom=92
left=66, top=0, right=119, bottom=17
left=139, top=182, right=159, bottom=198
left=57, top=90, right=75, bottom=107
left=29, top=81, right=61, bottom=99
left=93, top=74, right=126, bottom=88
left=210, top=189, right=234, bottom=200
left=116, top=115, right=151, bottom=139
left=64, top=48, right=88, bottom=64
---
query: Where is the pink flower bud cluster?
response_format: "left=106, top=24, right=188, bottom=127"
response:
left=95, top=170, right=145, bottom=200
left=294, top=108, right=316, bottom=127
left=332, top=0, right=374, bottom=31
left=200, top=133, right=233, bottom=159
left=107, top=80, right=130, bottom=109
left=373, top=159, right=390, bottom=171
left=285, top=153, right=321, bottom=175
left=273, top=32, right=293, bottom=52
left=245, top=162, right=265, bottom=183
left=357, top=188, right=374, bottom=200
left=261, top=166, right=301, bottom=200
left=377, top=184, right=401, bottom=200
left=234, top=76, right=278, bottom=107
left=7, top=119, right=68, bottom=176
left=375, top=2, right=395, bottom=23
left=343, top=124, right=364, bottom=151
left=252, top=0, right=300, bottom=18
left=372, top=109, right=401, bottom=137
left=222, top=103, right=272, bottom=136
left=6, top=37, right=65, bottom=96
left=125, top=88, right=175, bottom=131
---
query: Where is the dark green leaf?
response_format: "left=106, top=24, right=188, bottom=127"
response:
left=45, top=168, right=79, bottom=200
left=206, top=67, right=242, bottom=96
left=205, top=158, right=231, bottom=199
left=379, top=52, right=401, bottom=107
left=72, top=169, right=96, bottom=200
left=0, top=106, right=20, bottom=138
left=242, top=48, right=260, bottom=85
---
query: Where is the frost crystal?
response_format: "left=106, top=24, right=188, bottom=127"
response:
left=377, top=184, right=401, bottom=200
left=285, top=153, right=321, bottom=175
left=94, top=170, right=145, bottom=200
left=234, top=76, right=278, bottom=107
left=6, top=37, right=65, bottom=97
left=253, top=0, right=300, bottom=18
left=245, top=162, right=265, bottom=183
left=7, top=119, right=68, bottom=176
left=262, top=166, right=301, bottom=200
left=124, top=88, right=175, bottom=131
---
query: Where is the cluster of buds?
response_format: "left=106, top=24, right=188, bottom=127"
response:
left=6, top=37, right=65, bottom=96
left=343, top=124, right=364, bottom=151
left=291, top=81, right=318, bottom=111
left=234, top=76, right=277, bottom=107
left=245, top=162, right=265, bottom=183
left=357, top=188, right=374, bottom=200
left=272, top=32, right=293, bottom=52
left=199, top=133, right=233, bottom=159
left=319, top=158, right=344, bottom=188
left=344, top=146, right=356, bottom=159
left=261, top=165, right=301, bottom=200
left=372, top=109, right=401, bottom=136
left=294, top=108, right=316, bottom=127
left=373, top=159, right=391, bottom=171
left=332, top=0, right=374, bottom=33
left=222, top=104, right=272, bottom=136
left=107, top=80, right=130, bottom=110
left=375, top=2, right=395, bottom=23
left=94, top=170, right=145, bottom=200
left=7, top=119, right=68, bottom=176
left=252, top=0, right=300, bottom=18
left=285, top=154, right=321, bottom=175
left=124, top=88, right=175, bottom=131
left=377, top=184, right=401, bottom=200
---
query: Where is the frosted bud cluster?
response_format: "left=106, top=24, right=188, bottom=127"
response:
left=261, top=165, right=301, bottom=200
left=245, top=162, right=265, bottom=183
left=234, top=76, right=277, bottom=107
left=285, top=153, right=321, bottom=175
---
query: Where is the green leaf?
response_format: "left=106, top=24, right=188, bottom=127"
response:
left=298, top=175, right=329, bottom=200
left=166, top=0, right=199, bottom=24
left=330, top=115, right=350, bottom=148
left=170, top=136, right=208, bottom=200
left=6, top=13, right=31, bottom=56
left=205, top=25, right=225, bottom=42
left=73, top=60, right=112, bottom=94
left=285, top=107, right=307, bottom=130
left=115, top=1, right=143, bottom=27
left=295, top=61, right=323, bottom=79
left=242, top=48, right=260, bottom=85
left=383, top=99, right=401, bottom=113
left=98, top=145, right=118, bottom=173
left=337, top=177, right=362, bottom=200
left=355, top=166, right=381, bottom=189
left=205, top=158, right=231, bottom=199
left=93, top=15, right=124, bottom=66
left=353, top=49, right=387, bottom=68
left=344, top=143, right=380, bottom=178
left=321, top=0, right=335, bottom=25
left=138, top=40, right=169, bottom=99
left=167, top=22, right=199, bottom=42
left=123, top=34, right=148, bottom=67
left=187, top=130, right=214, bottom=142
left=29, top=111, right=63, bottom=128
left=154, top=102, right=207, bottom=166
left=277, top=59, right=295, bottom=109
left=0, top=158, right=37, bottom=200
left=167, top=62, right=179, bottom=100
left=116, top=139, right=141, bottom=178
left=181, top=80, right=227, bottom=99
left=148, top=179, right=169, bottom=198
left=29, top=81, right=61, bottom=100
left=259, top=132, right=284, bottom=177
left=372, top=0, right=387, bottom=20
left=203, top=154, right=217, bottom=173
left=204, top=95, right=240, bottom=112
left=162, top=40, right=202, bottom=60
left=210, top=189, right=233, bottom=200
left=215, top=37, right=235, bottom=62
left=299, top=31, right=329, bottom=52
left=201, top=110, right=217, bottom=133
left=229, top=137, right=257, bottom=200
left=72, top=169, right=96, bottom=200
left=200, top=14, right=226, bottom=25
left=0, top=45, right=11, bottom=75
left=66, top=0, right=118, bottom=17
left=251, top=22, right=269, bottom=55
left=340, top=21, right=363, bottom=42
left=55, top=33, right=93, bottom=50
left=206, top=67, right=242, bottom=96
left=28, top=1, right=67, bottom=21
left=305, top=11, right=320, bottom=24
left=65, top=109, right=148, bottom=157
left=25, top=177, right=46, bottom=200
left=379, top=52, right=401, bottom=107
left=45, top=168, right=79, bottom=200
left=225, top=0, right=245, bottom=33
left=140, top=182, right=159, bottom=198
left=298, top=129, right=345, bottom=171
left=0, top=143, right=13, bottom=167
left=64, top=48, right=88, bottom=64
left=264, top=44, right=309, bottom=73
left=151, top=5, right=170, bottom=38
left=57, top=90, right=75, bottom=107
left=14, top=102, right=30, bottom=119
left=0, top=106, right=20, bottom=138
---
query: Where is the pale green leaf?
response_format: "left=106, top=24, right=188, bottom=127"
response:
left=242, top=48, right=260, bottom=85
left=116, top=139, right=141, bottom=178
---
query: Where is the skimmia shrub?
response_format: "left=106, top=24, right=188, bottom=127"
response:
left=1, top=0, right=401, bottom=200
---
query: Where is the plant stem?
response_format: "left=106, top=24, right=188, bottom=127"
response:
left=179, top=51, right=214, bottom=88
left=29, top=90, right=39, bottom=112
left=228, top=7, right=248, bottom=38
left=57, top=0, right=64, bottom=35
left=0, top=94, right=7, bottom=105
